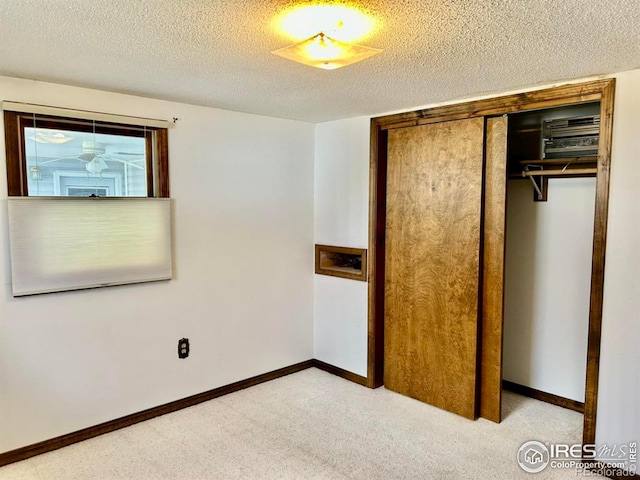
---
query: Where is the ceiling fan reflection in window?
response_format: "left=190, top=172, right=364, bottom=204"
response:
left=36, top=141, right=145, bottom=174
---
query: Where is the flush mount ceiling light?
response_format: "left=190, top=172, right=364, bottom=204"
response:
left=272, top=4, right=382, bottom=70
left=272, top=32, right=382, bottom=70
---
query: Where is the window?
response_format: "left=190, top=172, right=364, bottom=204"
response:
left=3, top=104, right=169, bottom=198
left=3, top=103, right=172, bottom=296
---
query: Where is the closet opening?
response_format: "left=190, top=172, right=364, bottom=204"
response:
left=501, top=101, right=601, bottom=428
left=367, top=79, right=615, bottom=449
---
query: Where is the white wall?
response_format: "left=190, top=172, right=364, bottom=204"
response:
left=313, top=117, right=370, bottom=376
left=0, top=76, right=315, bottom=452
left=2, top=69, right=638, bottom=461
left=595, top=69, right=640, bottom=470
left=313, top=70, right=640, bottom=459
left=502, top=179, right=596, bottom=402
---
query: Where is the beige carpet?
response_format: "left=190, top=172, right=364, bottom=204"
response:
left=0, top=368, right=599, bottom=479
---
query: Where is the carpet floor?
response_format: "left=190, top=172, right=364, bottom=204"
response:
left=0, top=368, right=600, bottom=479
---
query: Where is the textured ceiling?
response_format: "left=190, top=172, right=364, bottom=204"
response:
left=0, top=0, right=639, bottom=123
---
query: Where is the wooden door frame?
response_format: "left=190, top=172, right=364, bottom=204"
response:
left=366, top=78, right=616, bottom=447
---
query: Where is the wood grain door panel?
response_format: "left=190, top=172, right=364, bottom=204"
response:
left=384, top=117, right=485, bottom=419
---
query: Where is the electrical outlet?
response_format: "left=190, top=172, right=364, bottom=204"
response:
left=178, top=338, right=189, bottom=359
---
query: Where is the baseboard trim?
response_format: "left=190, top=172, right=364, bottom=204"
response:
left=312, top=359, right=368, bottom=386
left=0, top=359, right=314, bottom=467
left=502, top=380, right=585, bottom=413
left=3, top=365, right=632, bottom=476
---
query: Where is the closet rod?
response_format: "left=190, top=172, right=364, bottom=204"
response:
left=522, top=168, right=597, bottom=177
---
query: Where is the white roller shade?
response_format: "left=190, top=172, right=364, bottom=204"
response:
left=2, top=101, right=169, bottom=129
left=8, top=198, right=172, bottom=296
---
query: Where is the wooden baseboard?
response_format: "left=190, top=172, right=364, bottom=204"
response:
left=312, top=359, right=368, bottom=386
left=1, top=364, right=633, bottom=478
left=503, top=380, right=585, bottom=413
left=0, top=359, right=314, bottom=467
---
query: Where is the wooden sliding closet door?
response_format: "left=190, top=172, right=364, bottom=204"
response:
left=480, top=116, right=509, bottom=423
left=384, top=117, right=486, bottom=419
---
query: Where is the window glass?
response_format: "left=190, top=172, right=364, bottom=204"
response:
left=24, top=127, right=147, bottom=197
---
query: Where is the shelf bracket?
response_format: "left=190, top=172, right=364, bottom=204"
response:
left=523, top=165, right=547, bottom=201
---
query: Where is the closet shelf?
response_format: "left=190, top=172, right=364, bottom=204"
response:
left=520, top=167, right=597, bottom=177
left=518, top=157, right=597, bottom=167
left=509, top=167, right=597, bottom=179
left=510, top=157, right=598, bottom=180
